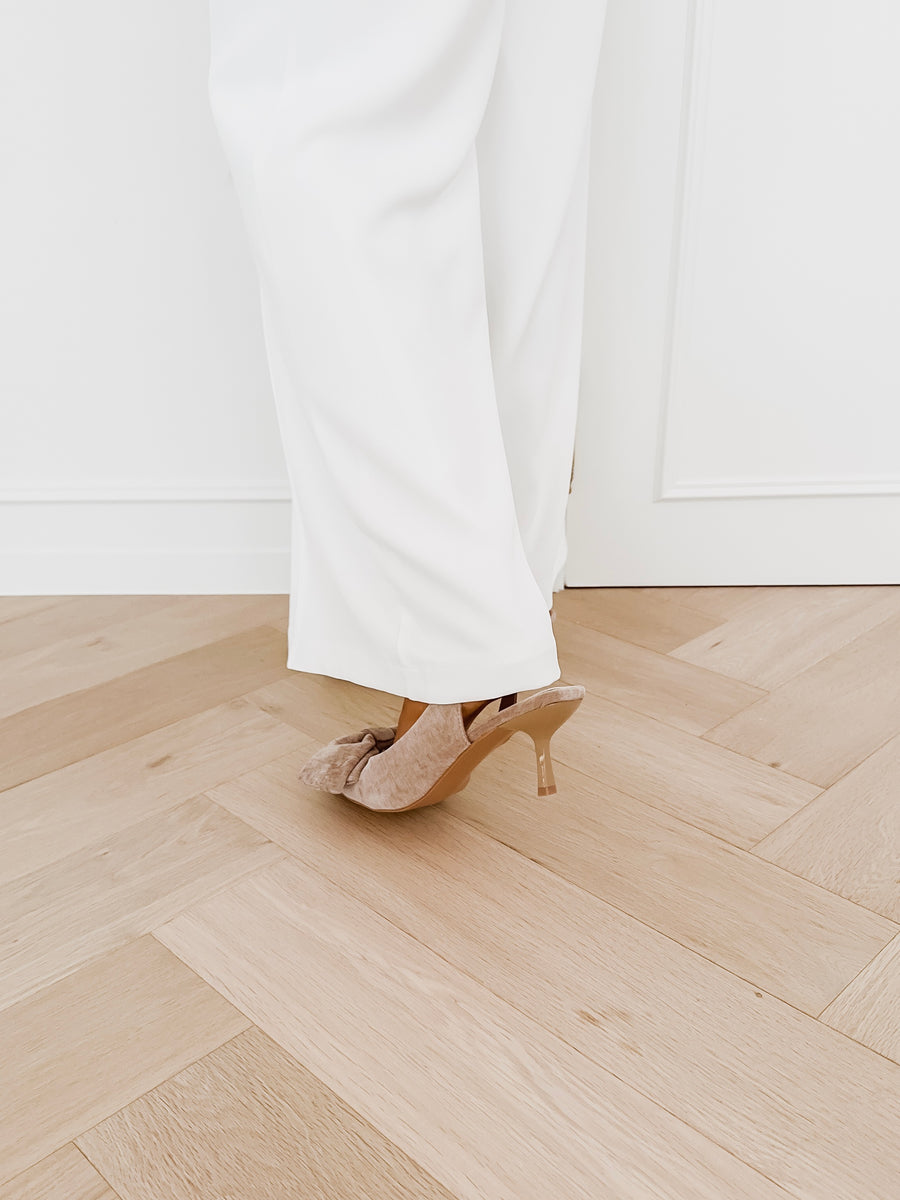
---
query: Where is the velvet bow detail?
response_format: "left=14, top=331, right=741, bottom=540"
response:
left=297, top=724, right=396, bottom=793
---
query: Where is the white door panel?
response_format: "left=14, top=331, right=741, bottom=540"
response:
left=566, top=0, right=900, bottom=584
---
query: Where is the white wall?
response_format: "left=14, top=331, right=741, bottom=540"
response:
left=0, top=1, right=289, bottom=593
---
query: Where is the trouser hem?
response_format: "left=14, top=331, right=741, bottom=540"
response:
left=285, top=642, right=562, bottom=704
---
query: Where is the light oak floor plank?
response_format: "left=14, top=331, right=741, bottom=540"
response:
left=155, top=858, right=789, bottom=1200
left=446, top=740, right=893, bottom=1014
left=0, top=1145, right=117, bottom=1200
left=0, top=596, right=72, bottom=625
left=552, top=615, right=765, bottom=734
left=0, top=695, right=301, bottom=887
left=78, top=1025, right=454, bottom=1200
left=0, top=624, right=291, bottom=791
left=205, top=756, right=900, bottom=1200
left=0, top=794, right=284, bottom=1010
left=244, top=670, right=399, bottom=747
left=754, top=729, right=900, bottom=922
left=5, top=587, right=899, bottom=1197
left=0, top=596, right=180, bottom=661
left=637, top=586, right=764, bottom=619
left=550, top=586, right=719, bottom=652
left=213, top=737, right=896, bottom=1017
left=545, top=689, right=820, bottom=848
left=0, top=595, right=288, bottom=719
left=670, top=585, right=900, bottom=689
left=704, top=606, right=900, bottom=786
left=820, top=934, right=900, bottom=1063
left=0, top=936, right=249, bottom=1186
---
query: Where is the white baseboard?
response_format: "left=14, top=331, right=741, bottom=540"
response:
left=0, top=548, right=291, bottom=594
left=0, top=499, right=293, bottom=594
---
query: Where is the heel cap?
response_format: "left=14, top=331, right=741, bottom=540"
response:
left=537, top=783, right=557, bottom=797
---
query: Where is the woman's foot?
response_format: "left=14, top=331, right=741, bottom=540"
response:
left=299, top=683, right=586, bottom=809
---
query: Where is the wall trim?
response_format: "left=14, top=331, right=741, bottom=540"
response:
left=661, top=476, right=900, bottom=499
left=653, top=0, right=900, bottom=504
left=0, top=547, right=292, bottom=593
left=0, top=481, right=292, bottom=504
left=653, top=0, right=706, bottom=505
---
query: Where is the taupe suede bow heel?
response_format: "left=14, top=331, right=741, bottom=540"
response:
left=297, top=683, right=585, bottom=813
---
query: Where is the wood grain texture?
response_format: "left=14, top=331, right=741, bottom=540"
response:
left=448, top=739, right=894, bottom=1013
left=0, top=596, right=178, bottom=661
left=78, top=1025, right=453, bottom=1200
left=244, top=669, right=398, bottom=746
left=205, top=753, right=900, bottom=1200
left=547, top=690, right=819, bottom=848
left=5, top=586, right=900, bottom=1195
left=155, top=858, right=789, bottom=1200
left=0, top=1145, right=116, bottom=1200
left=0, top=794, right=284, bottom=1010
left=0, top=937, right=249, bottom=1186
left=237, top=735, right=889, bottom=1016
left=670, top=585, right=900, bottom=689
left=820, top=934, right=900, bottom=1062
left=552, top=615, right=765, bottom=734
left=0, top=696, right=301, bottom=887
left=0, top=595, right=183, bottom=662
left=0, top=596, right=70, bottom=624
left=0, top=596, right=288, bottom=719
left=551, top=586, right=718, bottom=651
left=636, top=586, right=763, bottom=619
left=0, top=624, right=290, bottom=791
left=704, top=606, right=900, bottom=786
left=754, top=729, right=900, bottom=922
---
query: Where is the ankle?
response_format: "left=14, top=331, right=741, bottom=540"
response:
left=395, top=697, right=427, bottom=740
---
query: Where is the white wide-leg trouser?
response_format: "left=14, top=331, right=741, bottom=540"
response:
left=208, top=0, right=608, bottom=702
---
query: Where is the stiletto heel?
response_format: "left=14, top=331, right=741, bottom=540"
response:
left=298, top=683, right=585, bottom=812
left=533, top=734, right=556, bottom=796
left=516, top=695, right=581, bottom=797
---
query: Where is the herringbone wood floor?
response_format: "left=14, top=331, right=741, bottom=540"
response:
left=2, top=587, right=900, bottom=1198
